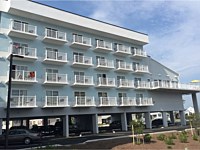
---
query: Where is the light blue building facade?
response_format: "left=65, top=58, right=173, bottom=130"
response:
left=0, top=0, right=199, bottom=136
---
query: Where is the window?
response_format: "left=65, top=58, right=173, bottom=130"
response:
left=116, top=59, right=124, bottom=68
left=118, top=93, right=127, bottom=98
left=73, top=33, right=83, bottom=43
left=46, top=90, right=59, bottom=96
left=12, top=42, right=28, bottom=55
left=96, top=56, right=105, bottom=65
left=46, top=47, right=58, bottom=59
left=73, top=52, right=83, bottom=63
left=96, top=39, right=104, bottom=47
left=133, top=62, right=139, bottom=70
left=114, top=43, right=122, bottom=51
left=74, top=71, right=84, bottom=83
left=74, top=91, right=85, bottom=97
left=98, top=92, right=107, bottom=98
left=46, top=69, right=58, bottom=81
left=13, top=20, right=28, bottom=31
left=12, top=89, right=27, bottom=96
left=131, top=47, right=137, bottom=54
left=46, top=27, right=58, bottom=38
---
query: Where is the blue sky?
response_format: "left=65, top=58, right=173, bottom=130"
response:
left=33, top=0, right=200, bottom=108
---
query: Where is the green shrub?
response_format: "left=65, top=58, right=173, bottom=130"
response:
left=167, top=145, right=172, bottom=149
left=169, top=133, right=177, bottom=139
left=193, top=134, right=198, bottom=141
left=144, top=134, right=152, bottom=142
left=179, top=132, right=188, bottom=143
left=157, top=134, right=166, bottom=141
left=165, top=137, right=174, bottom=145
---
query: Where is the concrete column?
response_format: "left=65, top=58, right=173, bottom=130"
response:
left=179, top=110, right=186, bottom=126
left=92, top=114, right=99, bottom=134
left=121, top=112, right=127, bottom=131
left=63, top=115, right=69, bottom=137
left=0, top=119, right=2, bottom=135
left=144, top=112, right=152, bottom=129
left=169, top=111, right=175, bottom=124
left=192, top=93, right=199, bottom=114
left=162, top=112, right=168, bottom=127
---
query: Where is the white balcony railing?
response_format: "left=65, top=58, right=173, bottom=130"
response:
left=136, top=98, right=153, bottom=106
left=10, top=20, right=37, bottom=35
left=118, top=79, right=134, bottom=88
left=96, top=58, right=114, bottom=69
left=10, top=96, right=36, bottom=108
left=73, top=55, right=93, bottom=65
left=119, top=97, right=136, bottom=106
left=74, top=96, right=95, bottom=107
left=45, top=28, right=66, bottom=41
left=152, top=81, right=200, bottom=91
left=73, top=34, right=91, bottom=46
left=116, top=61, right=133, bottom=71
left=97, top=77, right=116, bottom=87
left=45, top=96, right=68, bottom=107
left=131, top=48, right=147, bottom=57
left=95, top=40, right=112, bottom=51
left=11, top=70, right=37, bottom=82
left=45, top=50, right=67, bottom=62
left=11, top=45, right=37, bottom=58
left=134, top=64, right=149, bottom=73
left=135, top=81, right=151, bottom=89
left=45, top=73, right=68, bottom=84
left=99, top=97, right=117, bottom=106
left=114, top=45, right=131, bottom=55
left=74, top=75, right=94, bottom=85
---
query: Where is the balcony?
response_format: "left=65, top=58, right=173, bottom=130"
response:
left=44, top=96, right=68, bottom=107
left=96, top=77, right=116, bottom=88
left=118, top=79, right=134, bottom=89
left=11, top=45, right=37, bottom=61
left=8, top=20, right=37, bottom=40
left=43, top=28, right=67, bottom=45
left=98, top=97, right=117, bottom=107
left=73, top=75, right=94, bottom=87
left=43, top=50, right=67, bottom=65
left=94, top=40, right=113, bottom=53
left=70, top=34, right=92, bottom=50
left=74, top=96, right=95, bottom=107
left=152, top=81, right=200, bottom=93
left=72, top=55, right=93, bottom=68
left=96, top=58, right=114, bottom=70
left=11, top=70, right=37, bottom=84
left=44, top=73, right=68, bottom=85
left=131, top=48, right=147, bottom=59
left=135, top=81, right=151, bottom=90
left=114, top=45, right=131, bottom=56
left=115, top=62, right=133, bottom=72
left=10, top=96, right=37, bottom=108
left=136, top=98, right=154, bottom=106
left=119, top=97, right=136, bottom=106
left=133, top=65, right=149, bottom=74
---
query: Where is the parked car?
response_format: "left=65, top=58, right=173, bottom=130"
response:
left=0, top=129, right=41, bottom=145
left=151, top=119, right=171, bottom=128
left=54, top=121, right=81, bottom=136
left=109, top=121, right=122, bottom=130
left=10, top=126, right=29, bottom=130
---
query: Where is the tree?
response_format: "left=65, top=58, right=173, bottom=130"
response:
left=130, top=120, right=145, bottom=144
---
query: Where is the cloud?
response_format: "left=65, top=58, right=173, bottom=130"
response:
left=89, top=0, right=200, bottom=83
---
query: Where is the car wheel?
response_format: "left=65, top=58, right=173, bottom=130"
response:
left=24, top=137, right=31, bottom=145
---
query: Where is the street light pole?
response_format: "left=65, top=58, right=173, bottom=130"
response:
left=5, top=54, right=24, bottom=149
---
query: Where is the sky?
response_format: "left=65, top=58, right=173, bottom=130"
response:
left=33, top=0, right=200, bottom=109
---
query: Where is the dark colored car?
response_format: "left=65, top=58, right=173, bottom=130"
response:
left=54, top=121, right=81, bottom=136
left=0, top=129, right=41, bottom=145
left=10, top=126, right=29, bottom=130
left=109, top=121, right=122, bottom=130
left=151, top=119, right=171, bottom=128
